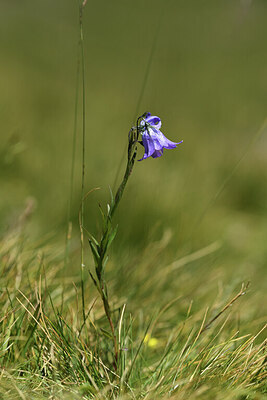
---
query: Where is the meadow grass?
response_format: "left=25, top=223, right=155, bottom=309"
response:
left=0, top=215, right=266, bottom=399
left=1, top=1, right=267, bottom=399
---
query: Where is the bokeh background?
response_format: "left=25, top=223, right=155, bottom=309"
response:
left=1, top=1, right=266, bottom=311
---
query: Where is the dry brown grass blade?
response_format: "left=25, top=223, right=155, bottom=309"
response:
left=200, top=282, right=250, bottom=335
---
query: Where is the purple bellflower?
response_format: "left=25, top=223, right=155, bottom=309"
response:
left=137, top=112, right=183, bottom=161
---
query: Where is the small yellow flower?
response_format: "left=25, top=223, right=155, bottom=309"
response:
left=144, top=334, right=159, bottom=348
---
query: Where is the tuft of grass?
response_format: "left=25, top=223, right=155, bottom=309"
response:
left=0, top=222, right=266, bottom=399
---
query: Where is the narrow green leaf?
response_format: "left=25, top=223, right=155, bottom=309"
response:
left=1, top=313, right=14, bottom=355
left=88, top=232, right=99, bottom=248
left=89, top=271, right=101, bottom=293
left=108, top=185, right=114, bottom=207
left=98, top=203, right=106, bottom=223
left=102, top=256, right=109, bottom=272
left=105, top=224, right=118, bottom=252
left=88, top=239, right=100, bottom=267
left=100, top=327, right=113, bottom=339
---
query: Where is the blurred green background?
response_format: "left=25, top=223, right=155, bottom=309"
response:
left=1, top=1, right=266, bottom=302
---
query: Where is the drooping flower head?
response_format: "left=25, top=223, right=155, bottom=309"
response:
left=137, top=112, right=183, bottom=161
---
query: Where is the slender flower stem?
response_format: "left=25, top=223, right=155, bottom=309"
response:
left=110, top=131, right=138, bottom=218
left=88, top=125, right=139, bottom=370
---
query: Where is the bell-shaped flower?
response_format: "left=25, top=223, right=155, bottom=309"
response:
left=138, top=113, right=182, bottom=161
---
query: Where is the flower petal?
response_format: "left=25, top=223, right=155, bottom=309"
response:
left=152, top=149, right=163, bottom=158
left=155, top=129, right=182, bottom=149
left=138, top=131, right=155, bottom=161
left=145, top=115, right=162, bottom=130
left=147, top=127, right=162, bottom=149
